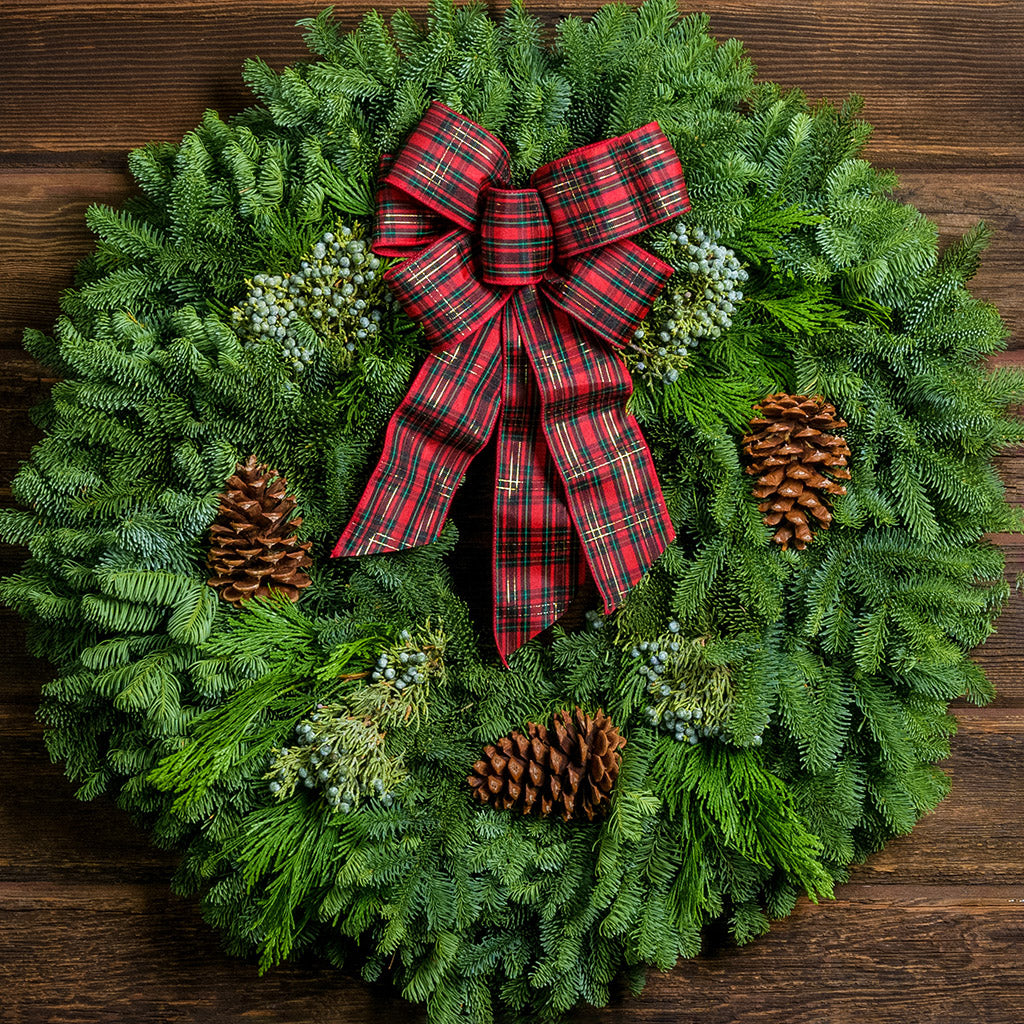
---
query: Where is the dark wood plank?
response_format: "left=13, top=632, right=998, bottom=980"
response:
left=0, top=171, right=125, bottom=352
left=969, top=534, right=1023, bottom=702
left=599, top=887, right=1024, bottom=1024
left=0, top=355, right=52, bottom=493
left=1, top=882, right=1022, bottom=1024
left=995, top=456, right=1023, bottom=506
left=539, top=0, right=1024, bottom=171
left=0, top=884, right=416, bottom=1024
left=857, top=710, right=1024, bottom=883
left=1, top=1, right=1023, bottom=169
left=1, top=167, right=1021, bottom=350
left=895, top=170, right=1024, bottom=343
left=0, top=1, right=377, bottom=165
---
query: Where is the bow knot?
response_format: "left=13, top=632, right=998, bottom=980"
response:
left=333, top=101, right=691, bottom=662
left=479, top=187, right=554, bottom=286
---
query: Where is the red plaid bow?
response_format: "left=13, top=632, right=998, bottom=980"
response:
left=331, top=101, right=691, bottom=662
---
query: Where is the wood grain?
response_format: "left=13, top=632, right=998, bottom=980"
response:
left=0, top=2, right=1021, bottom=1023
left=2, top=1, right=1022, bottom=169
left=1, top=883, right=1023, bottom=1024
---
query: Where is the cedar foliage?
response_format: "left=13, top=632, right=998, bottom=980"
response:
left=1, top=2, right=1022, bottom=1022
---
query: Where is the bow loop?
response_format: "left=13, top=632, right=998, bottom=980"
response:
left=479, top=187, right=554, bottom=286
left=380, top=102, right=511, bottom=233
left=541, top=239, right=673, bottom=349
left=531, top=123, right=690, bottom=257
left=372, top=157, right=449, bottom=257
left=385, top=231, right=509, bottom=348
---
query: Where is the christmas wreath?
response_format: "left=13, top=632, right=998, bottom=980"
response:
left=3, top=1, right=1022, bottom=1021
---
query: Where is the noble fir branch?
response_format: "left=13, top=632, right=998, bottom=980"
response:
left=936, top=220, right=991, bottom=285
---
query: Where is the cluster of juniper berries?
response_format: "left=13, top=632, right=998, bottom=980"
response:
left=371, top=628, right=430, bottom=691
left=265, top=703, right=402, bottom=814
left=629, top=222, right=748, bottom=382
left=231, top=223, right=387, bottom=372
left=631, top=623, right=765, bottom=748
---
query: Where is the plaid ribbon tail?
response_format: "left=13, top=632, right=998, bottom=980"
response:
left=331, top=320, right=504, bottom=557
left=514, top=288, right=676, bottom=614
left=493, top=300, right=582, bottom=663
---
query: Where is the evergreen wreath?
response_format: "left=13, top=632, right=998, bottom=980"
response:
left=3, top=1, right=1022, bottom=1021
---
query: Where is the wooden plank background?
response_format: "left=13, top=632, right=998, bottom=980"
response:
left=1, top=1, right=1021, bottom=1021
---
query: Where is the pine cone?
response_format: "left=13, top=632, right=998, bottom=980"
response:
left=741, top=393, right=851, bottom=550
left=468, top=707, right=626, bottom=822
left=207, top=455, right=313, bottom=604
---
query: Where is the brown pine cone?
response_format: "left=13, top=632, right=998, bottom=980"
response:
left=741, top=393, right=851, bottom=551
left=467, top=707, right=626, bottom=822
left=206, top=455, right=313, bottom=604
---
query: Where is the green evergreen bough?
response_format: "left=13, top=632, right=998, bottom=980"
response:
left=3, top=1, right=1023, bottom=1020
